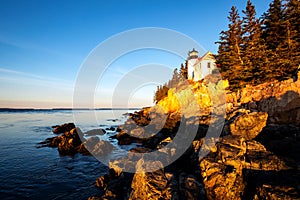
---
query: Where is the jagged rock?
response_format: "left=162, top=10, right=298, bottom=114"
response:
left=91, top=141, right=114, bottom=157
left=78, top=136, right=100, bottom=155
left=129, top=159, right=173, bottom=200
left=128, top=147, right=152, bottom=161
left=226, top=73, right=300, bottom=125
left=52, top=127, right=84, bottom=155
left=243, top=169, right=300, bottom=199
left=200, top=137, right=246, bottom=200
left=253, top=184, right=299, bottom=200
left=102, top=178, right=124, bottom=199
left=255, top=124, right=300, bottom=163
left=129, top=127, right=145, bottom=138
left=246, top=150, right=288, bottom=171
left=95, top=166, right=134, bottom=200
left=52, top=123, right=75, bottom=134
left=200, top=134, right=293, bottom=200
left=87, top=196, right=101, bottom=200
left=57, top=137, right=77, bottom=155
left=85, top=128, right=106, bottom=136
left=200, top=157, right=245, bottom=200
left=230, top=112, right=268, bottom=140
left=107, top=157, right=138, bottom=175
left=49, top=135, right=63, bottom=147
left=95, top=174, right=110, bottom=189
left=179, top=172, right=206, bottom=199
left=41, top=125, right=114, bottom=156
left=106, top=127, right=115, bottom=131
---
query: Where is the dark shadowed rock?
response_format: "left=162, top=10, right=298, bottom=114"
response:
left=106, top=127, right=115, bottom=131
left=52, top=123, right=75, bottom=134
left=253, top=184, right=299, bottom=200
left=200, top=133, right=293, bottom=200
left=179, top=172, right=206, bottom=199
left=40, top=125, right=86, bottom=155
left=57, top=128, right=83, bottom=155
left=85, top=128, right=106, bottom=136
left=78, top=136, right=100, bottom=155
left=91, top=141, right=114, bottom=157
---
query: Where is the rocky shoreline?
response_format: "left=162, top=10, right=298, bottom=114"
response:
left=39, top=73, right=300, bottom=199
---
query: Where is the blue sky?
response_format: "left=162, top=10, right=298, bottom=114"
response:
left=0, top=0, right=272, bottom=108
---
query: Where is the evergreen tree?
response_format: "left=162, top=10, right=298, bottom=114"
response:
left=242, top=0, right=268, bottom=84
left=262, top=0, right=285, bottom=50
left=261, top=0, right=293, bottom=80
left=216, top=6, right=244, bottom=87
left=179, top=61, right=188, bottom=80
left=171, top=68, right=179, bottom=87
left=153, top=84, right=169, bottom=103
left=283, top=0, right=300, bottom=69
left=261, top=0, right=299, bottom=80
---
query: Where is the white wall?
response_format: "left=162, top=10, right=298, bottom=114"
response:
left=187, top=58, right=197, bottom=80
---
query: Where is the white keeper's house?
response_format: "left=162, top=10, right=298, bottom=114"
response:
left=187, top=49, right=217, bottom=81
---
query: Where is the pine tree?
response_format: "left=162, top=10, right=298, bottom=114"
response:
left=261, top=0, right=294, bottom=80
left=283, top=0, right=300, bottom=69
left=262, top=0, right=285, bottom=50
left=242, top=0, right=268, bottom=84
left=171, top=68, right=179, bottom=87
left=179, top=61, right=188, bottom=80
left=216, top=6, right=244, bottom=87
left=260, top=0, right=300, bottom=80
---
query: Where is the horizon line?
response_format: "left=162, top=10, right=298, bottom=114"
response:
left=0, top=107, right=143, bottom=111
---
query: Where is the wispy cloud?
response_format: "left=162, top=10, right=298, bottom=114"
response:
left=0, top=67, right=73, bottom=88
left=0, top=34, right=77, bottom=58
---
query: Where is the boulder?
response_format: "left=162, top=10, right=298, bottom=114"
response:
left=52, top=123, right=75, bottom=134
left=230, top=112, right=268, bottom=140
left=106, top=127, right=115, bottom=131
left=84, top=128, right=106, bottom=136
left=129, top=159, right=173, bottom=200
left=91, top=141, right=114, bottom=157
left=200, top=157, right=245, bottom=200
left=57, top=128, right=83, bottom=155
left=200, top=134, right=292, bottom=200
left=253, top=184, right=299, bottom=200
left=179, top=172, right=205, bottom=199
left=78, top=136, right=100, bottom=155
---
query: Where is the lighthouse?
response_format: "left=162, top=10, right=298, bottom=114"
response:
left=186, top=49, right=217, bottom=81
left=187, top=48, right=199, bottom=80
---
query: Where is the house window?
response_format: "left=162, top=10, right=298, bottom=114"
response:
left=207, top=62, right=211, bottom=68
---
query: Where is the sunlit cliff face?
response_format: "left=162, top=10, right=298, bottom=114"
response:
left=156, top=79, right=229, bottom=116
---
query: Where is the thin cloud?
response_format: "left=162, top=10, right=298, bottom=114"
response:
left=0, top=67, right=73, bottom=87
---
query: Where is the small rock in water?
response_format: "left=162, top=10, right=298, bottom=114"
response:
left=105, top=127, right=115, bottom=131
left=52, top=123, right=75, bottom=134
left=91, top=141, right=114, bottom=157
left=84, top=128, right=106, bottom=136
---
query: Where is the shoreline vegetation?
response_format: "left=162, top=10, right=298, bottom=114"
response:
left=38, top=0, right=300, bottom=199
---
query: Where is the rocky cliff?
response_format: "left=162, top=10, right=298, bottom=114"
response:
left=88, top=73, right=300, bottom=200
left=41, top=73, right=300, bottom=199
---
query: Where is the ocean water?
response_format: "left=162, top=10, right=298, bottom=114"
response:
left=0, top=109, right=136, bottom=200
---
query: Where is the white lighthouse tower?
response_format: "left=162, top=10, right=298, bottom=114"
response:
left=187, top=48, right=198, bottom=80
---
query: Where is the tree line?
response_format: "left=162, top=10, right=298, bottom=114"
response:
left=217, top=0, right=300, bottom=89
left=154, top=0, right=300, bottom=102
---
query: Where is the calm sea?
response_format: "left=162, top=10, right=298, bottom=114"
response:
left=0, top=109, right=137, bottom=200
